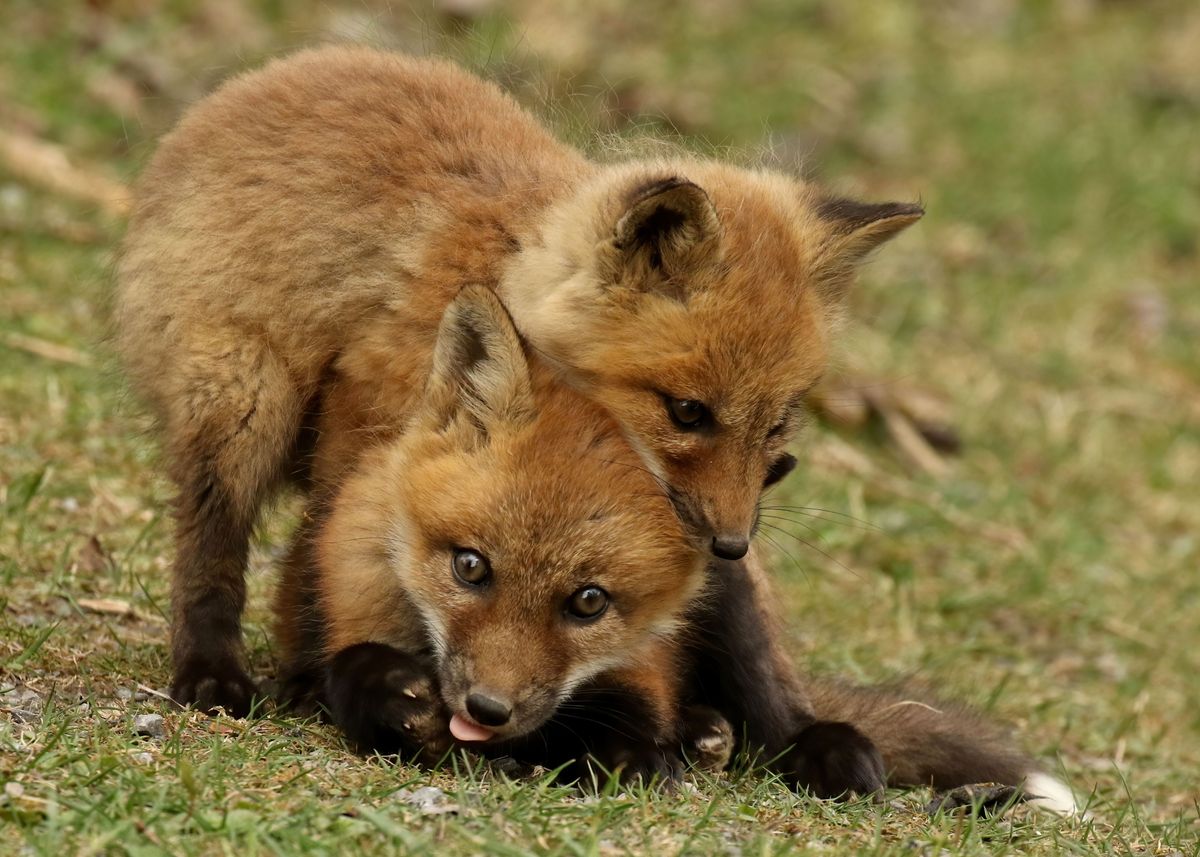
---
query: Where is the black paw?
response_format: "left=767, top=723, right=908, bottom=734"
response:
left=325, top=643, right=451, bottom=762
left=584, top=741, right=684, bottom=789
left=778, top=721, right=886, bottom=800
left=679, top=704, right=734, bottom=772
left=274, top=665, right=324, bottom=716
left=172, top=658, right=259, bottom=718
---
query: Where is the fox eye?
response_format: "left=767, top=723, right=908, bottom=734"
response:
left=763, top=454, right=797, bottom=488
left=565, top=586, right=609, bottom=620
left=452, top=548, right=491, bottom=586
left=665, top=397, right=708, bottom=430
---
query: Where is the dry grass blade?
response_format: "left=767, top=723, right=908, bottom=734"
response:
left=77, top=597, right=137, bottom=617
left=1, top=328, right=94, bottom=364
left=0, top=129, right=131, bottom=218
left=1, top=332, right=94, bottom=367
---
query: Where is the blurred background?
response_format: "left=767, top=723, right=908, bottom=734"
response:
left=1, top=0, right=1197, bottom=848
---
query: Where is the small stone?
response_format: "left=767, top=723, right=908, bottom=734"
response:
left=132, top=752, right=154, bottom=765
left=403, top=786, right=458, bottom=815
left=116, top=688, right=133, bottom=701
left=133, top=713, right=166, bottom=739
left=4, top=782, right=24, bottom=798
left=0, top=686, right=43, bottom=722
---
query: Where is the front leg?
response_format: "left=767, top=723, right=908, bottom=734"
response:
left=679, top=704, right=735, bottom=772
left=324, top=643, right=452, bottom=762
left=692, top=547, right=885, bottom=797
left=689, top=547, right=814, bottom=753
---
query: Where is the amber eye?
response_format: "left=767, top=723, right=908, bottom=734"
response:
left=452, top=548, right=491, bottom=586
left=666, top=397, right=708, bottom=430
left=566, top=586, right=609, bottom=620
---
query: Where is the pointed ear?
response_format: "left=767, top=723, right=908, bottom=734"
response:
left=599, top=176, right=721, bottom=296
left=816, top=197, right=924, bottom=262
left=424, top=285, right=535, bottom=439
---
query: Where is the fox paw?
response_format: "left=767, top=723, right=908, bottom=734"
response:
left=172, top=657, right=259, bottom=718
left=325, top=643, right=451, bottom=761
left=680, top=704, right=734, bottom=772
left=584, top=741, right=684, bottom=789
left=778, top=721, right=886, bottom=799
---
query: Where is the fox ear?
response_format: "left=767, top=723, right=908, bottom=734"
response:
left=601, top=176, right=721, bottom=296
left=816, top=197, right=923, bottom=262
left=812, top=197, right=923, bottom=299
left=425, top=286, right=535, bottom=438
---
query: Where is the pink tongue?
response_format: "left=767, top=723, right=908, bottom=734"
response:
left=449, top=712, right=496, bottom=742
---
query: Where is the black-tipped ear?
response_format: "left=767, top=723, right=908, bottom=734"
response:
left=817, top=197, right=924, bottom=262
left=602, top=176, right=721, bottom=295
left=425, top=286, right=534, bottom=439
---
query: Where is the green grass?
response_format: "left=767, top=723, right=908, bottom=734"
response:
left=2, top=0, right=1198, bottom=853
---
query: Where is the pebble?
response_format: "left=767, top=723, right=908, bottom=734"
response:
left=133, top=713, right=166, bottom=739
left=400, top=786, right=459, bottom=815
left=0, top=687, right=43, bottom=722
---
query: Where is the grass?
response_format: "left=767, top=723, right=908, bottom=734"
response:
left=2, top=0, right=1198, bottom=854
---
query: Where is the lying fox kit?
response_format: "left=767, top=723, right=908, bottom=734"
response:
left=281, top=289, right=1074, bottom=810
left=283, top=287, right=709, bottom=780
left=115, top=46, right=920, bottom=726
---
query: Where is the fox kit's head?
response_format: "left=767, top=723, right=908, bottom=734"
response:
left=319, top=287, right=706, bottom=741
left=503, top=161, right=922, bottom=559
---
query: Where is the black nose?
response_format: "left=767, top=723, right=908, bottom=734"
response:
left=711, top=534, right=749, bottom=560
left=466, top=692, right=512, bottom=727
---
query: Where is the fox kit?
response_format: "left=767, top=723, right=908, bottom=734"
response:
left=281, top=287, right=709, bottom=780
left=282, top=288, right=1073, bottom=810
left=274, top=285, right=705, bottom=772
left=118, top=47, right=919, bottom=790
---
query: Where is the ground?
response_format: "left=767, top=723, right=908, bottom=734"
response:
left=1, top=1, right=1197, bottom=854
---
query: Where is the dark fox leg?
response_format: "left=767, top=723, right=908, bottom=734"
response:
left=164, top=342, right=305, bottom=716
left=691, top=549, right=812, bottom=753
left=272, top=501, right=333, bottom=711
left=692, top=547, right=886, bottom=797
left=808, top=680, right=1022, bottom=788
left=324, top=643, right=452, bottom=762
left=805, top=679, right=1077, bottom=813
left=678, top=704, right=734, bottom=772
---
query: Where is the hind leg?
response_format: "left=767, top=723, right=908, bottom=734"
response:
left=163, top=340, right=304, bottom=716
left=272, top=500, right=334, bottom=711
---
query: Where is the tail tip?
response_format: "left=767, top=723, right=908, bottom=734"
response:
left=1020, top=771, right=1078, bottom=816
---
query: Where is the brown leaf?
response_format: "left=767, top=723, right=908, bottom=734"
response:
left=810, top=375, right=962, bottom=473
left=84, top=70, right=144, bottom=123
left=75, top=535, right=112, bottom=575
